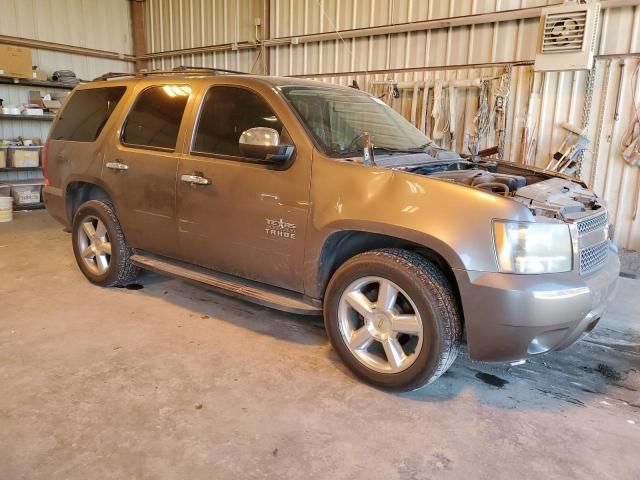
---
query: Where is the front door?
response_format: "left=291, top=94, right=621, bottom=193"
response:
left=102, top=83, right=194, bottom=258
left=175, top=85, right=311, bottom=292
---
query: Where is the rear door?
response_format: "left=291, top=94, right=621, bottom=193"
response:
left=102, top=83, right=195, bottom=258
left=46, top=85, right=127, bottom=191
left=175, top=84, right=311, bottom=292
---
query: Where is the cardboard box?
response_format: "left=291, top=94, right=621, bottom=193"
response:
left=0, top=148, right=7, bottom=168
left=42, top=99, right=62, bottom=112
left=0, top=44, right=32, bottom=79
left=28, top=90, right=41, bottom=105
left=8, top=147, right=40, bottom=168
left=28, top=91, right=63, bottom=112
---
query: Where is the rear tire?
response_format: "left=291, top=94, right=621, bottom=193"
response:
left=72, top=200, right=139, bottom=287
left=324, top=248, right=461, bottom=391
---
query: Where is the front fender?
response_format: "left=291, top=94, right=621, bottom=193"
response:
left=303, top=152, right=535, bottom=297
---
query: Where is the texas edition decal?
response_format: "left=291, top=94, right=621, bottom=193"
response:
left=265, top=218, right=297, bottom=239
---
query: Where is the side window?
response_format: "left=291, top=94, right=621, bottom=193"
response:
left=50, top=86, right=126, bottom=142
left=122, top=85, right=191, bottom=150
left=193, top=86, right=283, bottom=158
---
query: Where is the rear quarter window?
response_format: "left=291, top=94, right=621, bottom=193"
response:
left=50, top=86, right=127, bottom=142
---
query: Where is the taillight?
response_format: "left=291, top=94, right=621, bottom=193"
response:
left=42, top=139, right=50, bottom=185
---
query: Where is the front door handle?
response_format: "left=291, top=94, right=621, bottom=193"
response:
left=181, top=174, right=211, bottom=186
left=106, top=161, right=129, bottom=171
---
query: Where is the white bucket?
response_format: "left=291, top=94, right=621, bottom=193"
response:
left=0, top=196, right=13, bottom=223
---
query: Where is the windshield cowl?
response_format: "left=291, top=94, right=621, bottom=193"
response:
left=340, top=142, right=466, bottom=168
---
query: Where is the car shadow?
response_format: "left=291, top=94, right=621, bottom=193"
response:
left=127, top=270, right=640, bottom=411
left=132, top=270, right=327, bottom=347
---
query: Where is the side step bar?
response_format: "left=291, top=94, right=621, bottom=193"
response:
left=130, top=252, right=322, bottom=316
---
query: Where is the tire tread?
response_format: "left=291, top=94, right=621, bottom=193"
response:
left=324, top=248, right=462, bottom=391
left=73, top=200, right=139, bottom=287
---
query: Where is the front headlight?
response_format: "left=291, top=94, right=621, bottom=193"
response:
left=493, top=220, right=573, bottom=274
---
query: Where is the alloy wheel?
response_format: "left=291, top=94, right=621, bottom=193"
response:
left=337, top=276, right=424, bottom=373
left=77, top=216, right=112, bottom=275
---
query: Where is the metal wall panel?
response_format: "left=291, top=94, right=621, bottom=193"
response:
left=0, top=0, right=133, bottom=146
left=142, top=0, right=640, bottom=249
left=144, top=0, right=263, bottom=71
left=0, top=0, right=133, bottom=78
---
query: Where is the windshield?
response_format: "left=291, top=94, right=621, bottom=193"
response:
left=280, top=85, right=432, bottom=157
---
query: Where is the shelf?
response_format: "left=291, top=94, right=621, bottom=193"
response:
left=0, top=113, right=55, bottom=121
left=0, top=76, right=77, bottom=90
left=14, top=202, right=44, bottom=211
left=0, top=166, right=42, bottom=171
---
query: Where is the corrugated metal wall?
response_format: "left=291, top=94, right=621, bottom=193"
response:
left=144, top=0, right=640, bottom=249
left=144, top=0, right=264, bottom=71
left=0, top=0, right=133, bottom=78
left=0, top=0, right=133, bottom=150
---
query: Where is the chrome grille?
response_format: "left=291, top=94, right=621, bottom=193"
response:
left=577, top=211, right=608, bottom=236
left=579, top=240, right=608, bottom=275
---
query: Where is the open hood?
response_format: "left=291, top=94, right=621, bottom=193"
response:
left=378, top=148, right=604, bottom=222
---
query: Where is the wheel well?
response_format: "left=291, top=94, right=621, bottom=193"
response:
left=65, top=181, right=111, bottom=222
left=317, top=231, right=464, bottom=326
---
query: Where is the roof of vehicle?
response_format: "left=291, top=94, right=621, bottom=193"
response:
left=82, top=69, right=359, bottom=93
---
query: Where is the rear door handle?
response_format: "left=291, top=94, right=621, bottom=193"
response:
left=181, top=174, right=211, bottom=185
left=106, top=161, right=129, bottom=171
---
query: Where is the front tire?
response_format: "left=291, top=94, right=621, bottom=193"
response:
left=72, top=200, right=139, bottom=287
left=324, top=248, right=461, bottom=391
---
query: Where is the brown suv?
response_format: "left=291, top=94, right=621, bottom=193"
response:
left=43, top=70, right=619, bottom=390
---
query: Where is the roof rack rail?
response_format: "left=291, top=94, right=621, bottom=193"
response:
left=172, top=65, right=248, bottom=75
left=92, top=66, right=249, bottom=82
left=92, top=72, right=135, bottom=81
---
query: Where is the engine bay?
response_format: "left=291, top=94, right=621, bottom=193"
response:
left=405, top=159, right=605, bottom=221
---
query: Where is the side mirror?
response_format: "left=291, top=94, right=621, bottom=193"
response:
left=239, top=127, right=294, bottom=165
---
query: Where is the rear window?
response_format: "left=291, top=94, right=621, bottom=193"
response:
left=121, top=85, right=191, bottom=150
left=50, top=86, right=126, bottom=142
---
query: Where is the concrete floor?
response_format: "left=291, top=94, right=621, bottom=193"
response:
left=1, top=211, right=639, bottom=480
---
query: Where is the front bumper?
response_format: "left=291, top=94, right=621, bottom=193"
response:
left=454, top=244, right=620, bottom=361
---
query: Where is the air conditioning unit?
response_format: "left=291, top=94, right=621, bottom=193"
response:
left=534, top=1, right=601, bottom=72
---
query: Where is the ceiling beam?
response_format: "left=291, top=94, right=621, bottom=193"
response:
left=130, top=0, right=148, bottom=70
left=0, top=35, right=135, bottom=63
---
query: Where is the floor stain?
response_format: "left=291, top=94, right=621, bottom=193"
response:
left=536, top=388, right=586, bottom=407
left=582, top=363, right=624, bottom=381
left=596, top=363, right=623, bottom=381
left=475, top=372, right=509, bottom=388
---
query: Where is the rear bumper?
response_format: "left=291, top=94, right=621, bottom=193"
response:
left=43, top=185, right=69, bottom=228
left=455, top=244, right=620, bottom=361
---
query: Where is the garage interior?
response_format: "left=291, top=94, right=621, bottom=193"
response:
left=1, top=0, right=639, bottom=478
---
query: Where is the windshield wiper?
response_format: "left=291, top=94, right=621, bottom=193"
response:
left=335, top=142, right=433, bottom=157
left=372, top=144, right=429, bottom=154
